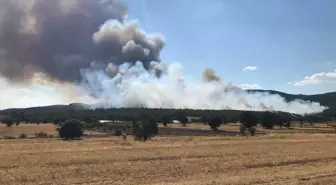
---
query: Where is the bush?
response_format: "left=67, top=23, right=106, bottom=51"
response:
left=19, top=133, right=27, bottom=139
left=59, top=119, right=84, bottom=140
left=15, top=121, right=20, bottom=126
left=207, top=117, right=225, bottom=131
left=35, top=132, right=49, bottom=138
left=132, top=117, right=158, bottom=141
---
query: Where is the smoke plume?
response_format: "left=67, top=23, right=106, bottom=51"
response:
left=0, top=0, right=328, bottom=115
left=77, top=62, right=326, bottom=114
left=202, top=68, right=221, bottom=82
left=0, top=0, right=164, bottom=82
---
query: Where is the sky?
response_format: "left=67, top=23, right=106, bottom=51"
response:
left=123, top=0, right=336, bottom=95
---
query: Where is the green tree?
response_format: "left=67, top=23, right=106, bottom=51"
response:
left=161, top=115, right=170, bottom=127
left=239, top=112, right=259, bottom=136
left=260, top=111, right=279, bottom=129
left=175, top=111, right=188, bottom=126
left=207, top=117, right=225, bottom=131
left=240, top=111, right=259, bottom=128
left=59, top=119, right=84, bottom=140
left=132, top=117, right=158, bottom=141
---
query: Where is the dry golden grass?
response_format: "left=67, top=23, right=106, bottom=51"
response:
left=0, top=122, right=335, bottom=185
left=0, top=124, right=57, bottom=137
left=0, top=123, right=104, bottom=138
left=159, top=123, right=336, bottom=136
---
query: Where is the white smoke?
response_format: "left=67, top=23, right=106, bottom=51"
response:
left=0, top=61, right=327, bottom=114
left=76, top=61, right=326, bottom=115
left=0, top=73, right=98, bottom=109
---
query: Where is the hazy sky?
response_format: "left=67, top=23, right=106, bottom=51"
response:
left=123, top=0, right=336, bottom=94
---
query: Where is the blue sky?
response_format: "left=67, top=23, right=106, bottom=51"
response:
left=123, top=0, right=336, bottom=94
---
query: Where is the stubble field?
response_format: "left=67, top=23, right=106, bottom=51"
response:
left=0, top=123, right=335, bottom=185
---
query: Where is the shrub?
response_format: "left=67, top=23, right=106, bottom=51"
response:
left=15, top=121, right=20, bottom=126
left=35, top=132, right=49, bottom=138
left=19, top=133, right=27, bottom=139
left=132, top=117, right=158, bottom=141
left=59, top=119, right=84, bottom=140
left=207, top=117, right=225, bottom=131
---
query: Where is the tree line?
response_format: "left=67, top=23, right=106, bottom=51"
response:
left=1, top=107, right=327, bottom=125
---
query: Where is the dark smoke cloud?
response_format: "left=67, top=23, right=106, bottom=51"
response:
left=0, top=0, right=164, bottom=83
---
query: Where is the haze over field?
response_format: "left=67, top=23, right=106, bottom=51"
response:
left=0, top=0, right=328, bottom=114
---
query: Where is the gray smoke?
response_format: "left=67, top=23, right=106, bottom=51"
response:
left=0, top=0, right=164, bottom=83
left=202, top=68, right=221, bottom=82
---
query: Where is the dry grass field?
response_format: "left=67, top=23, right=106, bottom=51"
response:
left=0, top=124, right=104, bottom=138
left=0, top=123, right=335, bottom=185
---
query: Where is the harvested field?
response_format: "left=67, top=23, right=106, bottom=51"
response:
left=0, top=124, right=104, bottom=138
left=0, top=124, right=335, bottom=185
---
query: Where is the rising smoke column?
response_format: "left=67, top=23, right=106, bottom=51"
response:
left=0, top=0, right=164, bottom=83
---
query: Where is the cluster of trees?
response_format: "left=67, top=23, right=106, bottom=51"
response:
left=54, top=110, right=303, bottom=140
